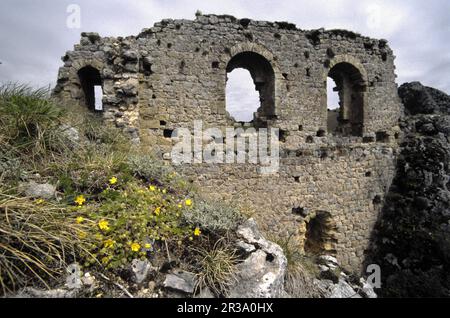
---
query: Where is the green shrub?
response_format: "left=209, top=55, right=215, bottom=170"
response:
left=72, top=181, right=198, bottom=269
left=183, top=200, right=242, bottom=233
left=127, top=153, right=172, bottom=183
left=50, top=142, right=131, bottom=195
left=0, top=83, right=64, bottom=152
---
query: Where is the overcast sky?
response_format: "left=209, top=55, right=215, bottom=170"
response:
left=0, top=0, right=449, bottom=120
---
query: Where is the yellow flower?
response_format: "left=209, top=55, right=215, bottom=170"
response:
left=35, top=199, right=45, bottom=204
left=149, top=185, right=156, bottom=192
left=104, top=239, right=115, bottom=248
left=130, top=242, right=141, bottom=252
left=162, top=189, right=167, bottom=194
left=98, top=219, right=110, bottom=231
left=109, top=176, right=118, bottom=185
left=185, top=199, right=192, bottom=206
left=177, top=204, right=182, bottom=208
left=144, top=243, right=152, bottom=249
left=76, top=216, right=85, bottom=224
left=154, top=207, right=161, bottom=216
left=78, top=231, right=87, bottom=239
left=194, top=227, right=201, bottom=236
left=74, top=195, right=86, bottom=206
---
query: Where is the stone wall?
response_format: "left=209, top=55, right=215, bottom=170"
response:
left=53, top=13, right=402, bottom=272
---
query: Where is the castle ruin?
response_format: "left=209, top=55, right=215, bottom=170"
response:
left=54, top=13, right=403, bottom=273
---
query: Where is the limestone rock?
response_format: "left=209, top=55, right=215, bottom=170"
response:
left=65, top=263, right=82, bottom=290
left=229, top=219, right=287, bottom=298
left=131, top=259, right=155, bottom=284
left=14, top=287, right=77, bottom=298
left=60, top=124, right=80, bottom=147
left=21, top=181, right=56, bottom=199
left=163, top=270, right=197, bottom=294
left=122, top=50, right=138, bottom=61
left=329, top=279, right=359, bottom=298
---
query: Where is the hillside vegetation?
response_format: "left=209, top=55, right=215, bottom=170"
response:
left=0, top=83, right=243, bottom=297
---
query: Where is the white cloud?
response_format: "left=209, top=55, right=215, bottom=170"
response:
left=226, top=69, right=260, bottom=122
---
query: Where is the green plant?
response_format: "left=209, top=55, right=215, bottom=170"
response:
left=191, top=238, right=238, bottom=297
left=73, top=181, right=198, bottom=269
left=49, top=142, right=131, bottom=195
left=127, top=153, right=193, bottom=193
left=183, top=200, right=242, bottom=233
left=0, top=83, right=64, bottom=153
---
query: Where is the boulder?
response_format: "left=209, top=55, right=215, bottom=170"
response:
left=228, top=218, right=287, bottom=298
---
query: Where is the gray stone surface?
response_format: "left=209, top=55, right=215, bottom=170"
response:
left=13, top=287, right=77, bottom=298
left=60, top=124, right=80, bottom=146
left=163, top=270, right=197, bottom=294
left=131, top=259, right=154, bottom=284
left=21, top=181, right=56, bottom=199
left=329, top=279, right=360, bottom=298
left=229, top=219, right=287, bottom=298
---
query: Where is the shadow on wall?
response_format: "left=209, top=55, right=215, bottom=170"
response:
left=363, top=82, right=450, bottom=297
left=302, top=211, right=338, bottom=257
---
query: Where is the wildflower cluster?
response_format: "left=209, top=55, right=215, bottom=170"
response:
left=71, top=178, right=199, bottom=269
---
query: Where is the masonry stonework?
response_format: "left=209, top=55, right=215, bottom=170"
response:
left=54, top=13, right=403, bottom=273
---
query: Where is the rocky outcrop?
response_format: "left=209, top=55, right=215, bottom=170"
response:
left=367, top=82, right=450, bottom=297
left=229, top=218, right=288, bottom=298
left=315, top=255, right=377, bottom=298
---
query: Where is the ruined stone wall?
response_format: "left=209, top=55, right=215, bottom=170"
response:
left=54, top=13, right=403, bottom=272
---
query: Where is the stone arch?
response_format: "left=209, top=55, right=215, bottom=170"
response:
left=222, top=43, right=283, bottom=125
left=77, top=65, right=103, bottom=111
left=324, top=55, right=368, bottom=136
left=302, top=211, right=337, bottom=256
left=68, top=59, right=105, bottom=111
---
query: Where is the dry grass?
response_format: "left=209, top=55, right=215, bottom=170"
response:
left=0, top=191, right=95, bottom=295
left=270, top=233, right=325, bottom=298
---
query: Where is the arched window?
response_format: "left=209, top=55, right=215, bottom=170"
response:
left=326, top=62, right=366, bottom=136
left=226, top=52, right=275, bottom=126
left=77, top=66, right=103, bottom=111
